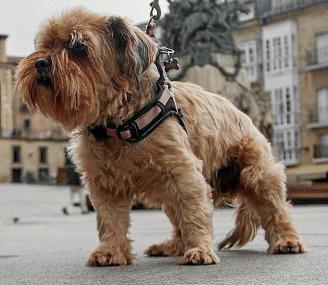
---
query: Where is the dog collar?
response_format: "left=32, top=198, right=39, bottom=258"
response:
left=88, top=84, right=186, bottom=143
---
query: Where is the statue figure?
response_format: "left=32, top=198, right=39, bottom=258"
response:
left=161, top=0, right=249, bottom=78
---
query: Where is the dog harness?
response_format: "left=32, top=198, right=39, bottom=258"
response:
left=88, top=0, right=186, bottom=143
left=88, top=83, right=186, bottom=143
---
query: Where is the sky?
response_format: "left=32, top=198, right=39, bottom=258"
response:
left=0, top=0, right=169, bottom=57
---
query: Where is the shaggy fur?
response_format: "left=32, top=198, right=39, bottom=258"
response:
left=16, top=8, right=305, bottom=266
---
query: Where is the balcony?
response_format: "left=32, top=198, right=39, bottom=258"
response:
left=314, top=144, right=328, bottom=162
left=306, top=46, right=328, bottom=71
left=308, top=107, right=328, bottom=129
left=275, top=146, right=300, bottom=166
left=0, top=128, right=68, bottom=141
left=270, top=0, right=328, bottom=16
left=273, top=112, right=301, bottom=128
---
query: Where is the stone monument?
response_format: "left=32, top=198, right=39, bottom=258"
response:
left=161, top=0, right=271, bottom=138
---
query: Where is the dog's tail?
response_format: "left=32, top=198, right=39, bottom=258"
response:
left=218, top=203, right=260, bottom=250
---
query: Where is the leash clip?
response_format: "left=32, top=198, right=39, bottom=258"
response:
left=149, top=0, right=161, bottom=21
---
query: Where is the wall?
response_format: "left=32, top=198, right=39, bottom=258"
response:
left=0, top=138, right=67, bottom=182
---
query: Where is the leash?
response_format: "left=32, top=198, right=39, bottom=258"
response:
left=146, top=0, right=180, bottom=86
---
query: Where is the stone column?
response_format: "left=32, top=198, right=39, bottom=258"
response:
left=0, top=34, right=8, bottom=62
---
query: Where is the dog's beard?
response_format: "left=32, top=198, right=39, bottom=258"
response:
left=16, top=51, right=103, bottom=130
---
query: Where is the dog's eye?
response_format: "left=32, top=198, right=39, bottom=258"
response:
left=66, top=40, right=87, bottom=58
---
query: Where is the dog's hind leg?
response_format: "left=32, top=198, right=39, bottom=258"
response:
left=144, top=205, right=184, bottom=257
left=219, top=201, right=261, bottom=250
left=235, top=140, right=305, bottom=254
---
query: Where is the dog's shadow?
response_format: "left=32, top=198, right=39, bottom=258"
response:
left=139, top=248, right=267, bottom=267
left=218, top=249, right=266, bottom=255
left=83, top=250, right=274, bottom=284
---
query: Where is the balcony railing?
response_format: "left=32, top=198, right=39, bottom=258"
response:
left=271, top=0, right=328, bottom=15
left=275, top=146, right=300, bottom=165
left=314, top=144, right=328, bottom=159
left=308, top=106, right=328, bottom=127
left=306, top=46, right=328, bottom=68
left=273, top=112, right=301, bottom=127
left=0, top=128, right=68, bottom=141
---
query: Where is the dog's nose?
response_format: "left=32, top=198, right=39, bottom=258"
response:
left=35, top=58, right=52, bottom=70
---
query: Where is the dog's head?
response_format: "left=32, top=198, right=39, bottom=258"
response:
left=15, top=8, right=157, bottom=130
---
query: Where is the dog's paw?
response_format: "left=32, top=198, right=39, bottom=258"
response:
left=87, top=244, right=132, bottom=267
left=181, top=247, right=220, bottom=265
left=145, top=239, right=184, bottom=257
left=268, top=238, right=305, bottom=254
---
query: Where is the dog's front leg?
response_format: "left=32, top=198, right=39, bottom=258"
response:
left=87, top=188, right=132, bottom=267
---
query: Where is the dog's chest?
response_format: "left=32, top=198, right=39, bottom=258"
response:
left=89, top=140, right=167, bottom=200
left=94, top=139, right=155, bottom=175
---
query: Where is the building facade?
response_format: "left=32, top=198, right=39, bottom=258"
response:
left=0, top=35, right=68, bottom=183
left=1, top=0, right=328, bottom=184
left=233, top=0, right=328, bottom=183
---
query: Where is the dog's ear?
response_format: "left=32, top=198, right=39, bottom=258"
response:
left=107, top=17, right=157, bottom=90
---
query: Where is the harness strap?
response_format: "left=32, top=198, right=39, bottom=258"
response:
left=88, top=1, right=186, bottom=143
left=88, top=84, right=186, bottom=143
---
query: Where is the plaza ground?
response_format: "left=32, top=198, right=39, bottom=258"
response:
left=0, top=184, right=327, bottom=285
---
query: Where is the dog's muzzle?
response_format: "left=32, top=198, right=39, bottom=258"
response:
left=35, top=57, right=52, bottom=87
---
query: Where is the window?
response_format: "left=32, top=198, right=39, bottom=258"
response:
left=239, top=41, right=258, bottom=82
left=12, top=146, right=21, bottom=163
left=291, top=34, right=297, bottom=67
left=316, top=33, right=328, bottom=64
left=272, top=37, right=284, bottom=71
left=23, top=118, right=31, bottom=129
left=293, top=86, right=300, bottom=124
left=275, top=131, right=284, bottom=161
left=12, top=168, right=22, bottom=183
left=273, top=38, right=278, bottom=70
left=317, top=89, right=328, bottom=122
left=273, top=128, right=299, bottom=164
left=249, top=47, right=254, bottom=63
left=277, top=37, right=282, bottom=69
left=295, top=129, right=300, bottom=149
left=319, top=134, right=328, bottom=159
left=266, top=40, right=271, bottom=72
left=273, top=88, right=284, bottom=126
left=284, top=35, right=289, bottom=68
left=320, top=134, right=328, bottom=147
left=286, top=87, right=291, bottom=124
left=273, top=86, right=296, bottom=126
left=38, top=168, right=49, bottom=182
left=267, top=35, right=292, bottom=72
left=39, top=146, right=48, bottom=164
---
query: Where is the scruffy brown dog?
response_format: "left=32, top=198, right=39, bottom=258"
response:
left=16, top=8, right=305, bottom=266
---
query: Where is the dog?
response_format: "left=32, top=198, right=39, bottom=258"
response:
left=16, top=8, right=305, bottom=266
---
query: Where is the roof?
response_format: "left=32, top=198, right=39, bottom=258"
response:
left=7, top=56, right=23, bottom=64
left=0, top=56, right=24, bottom=67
